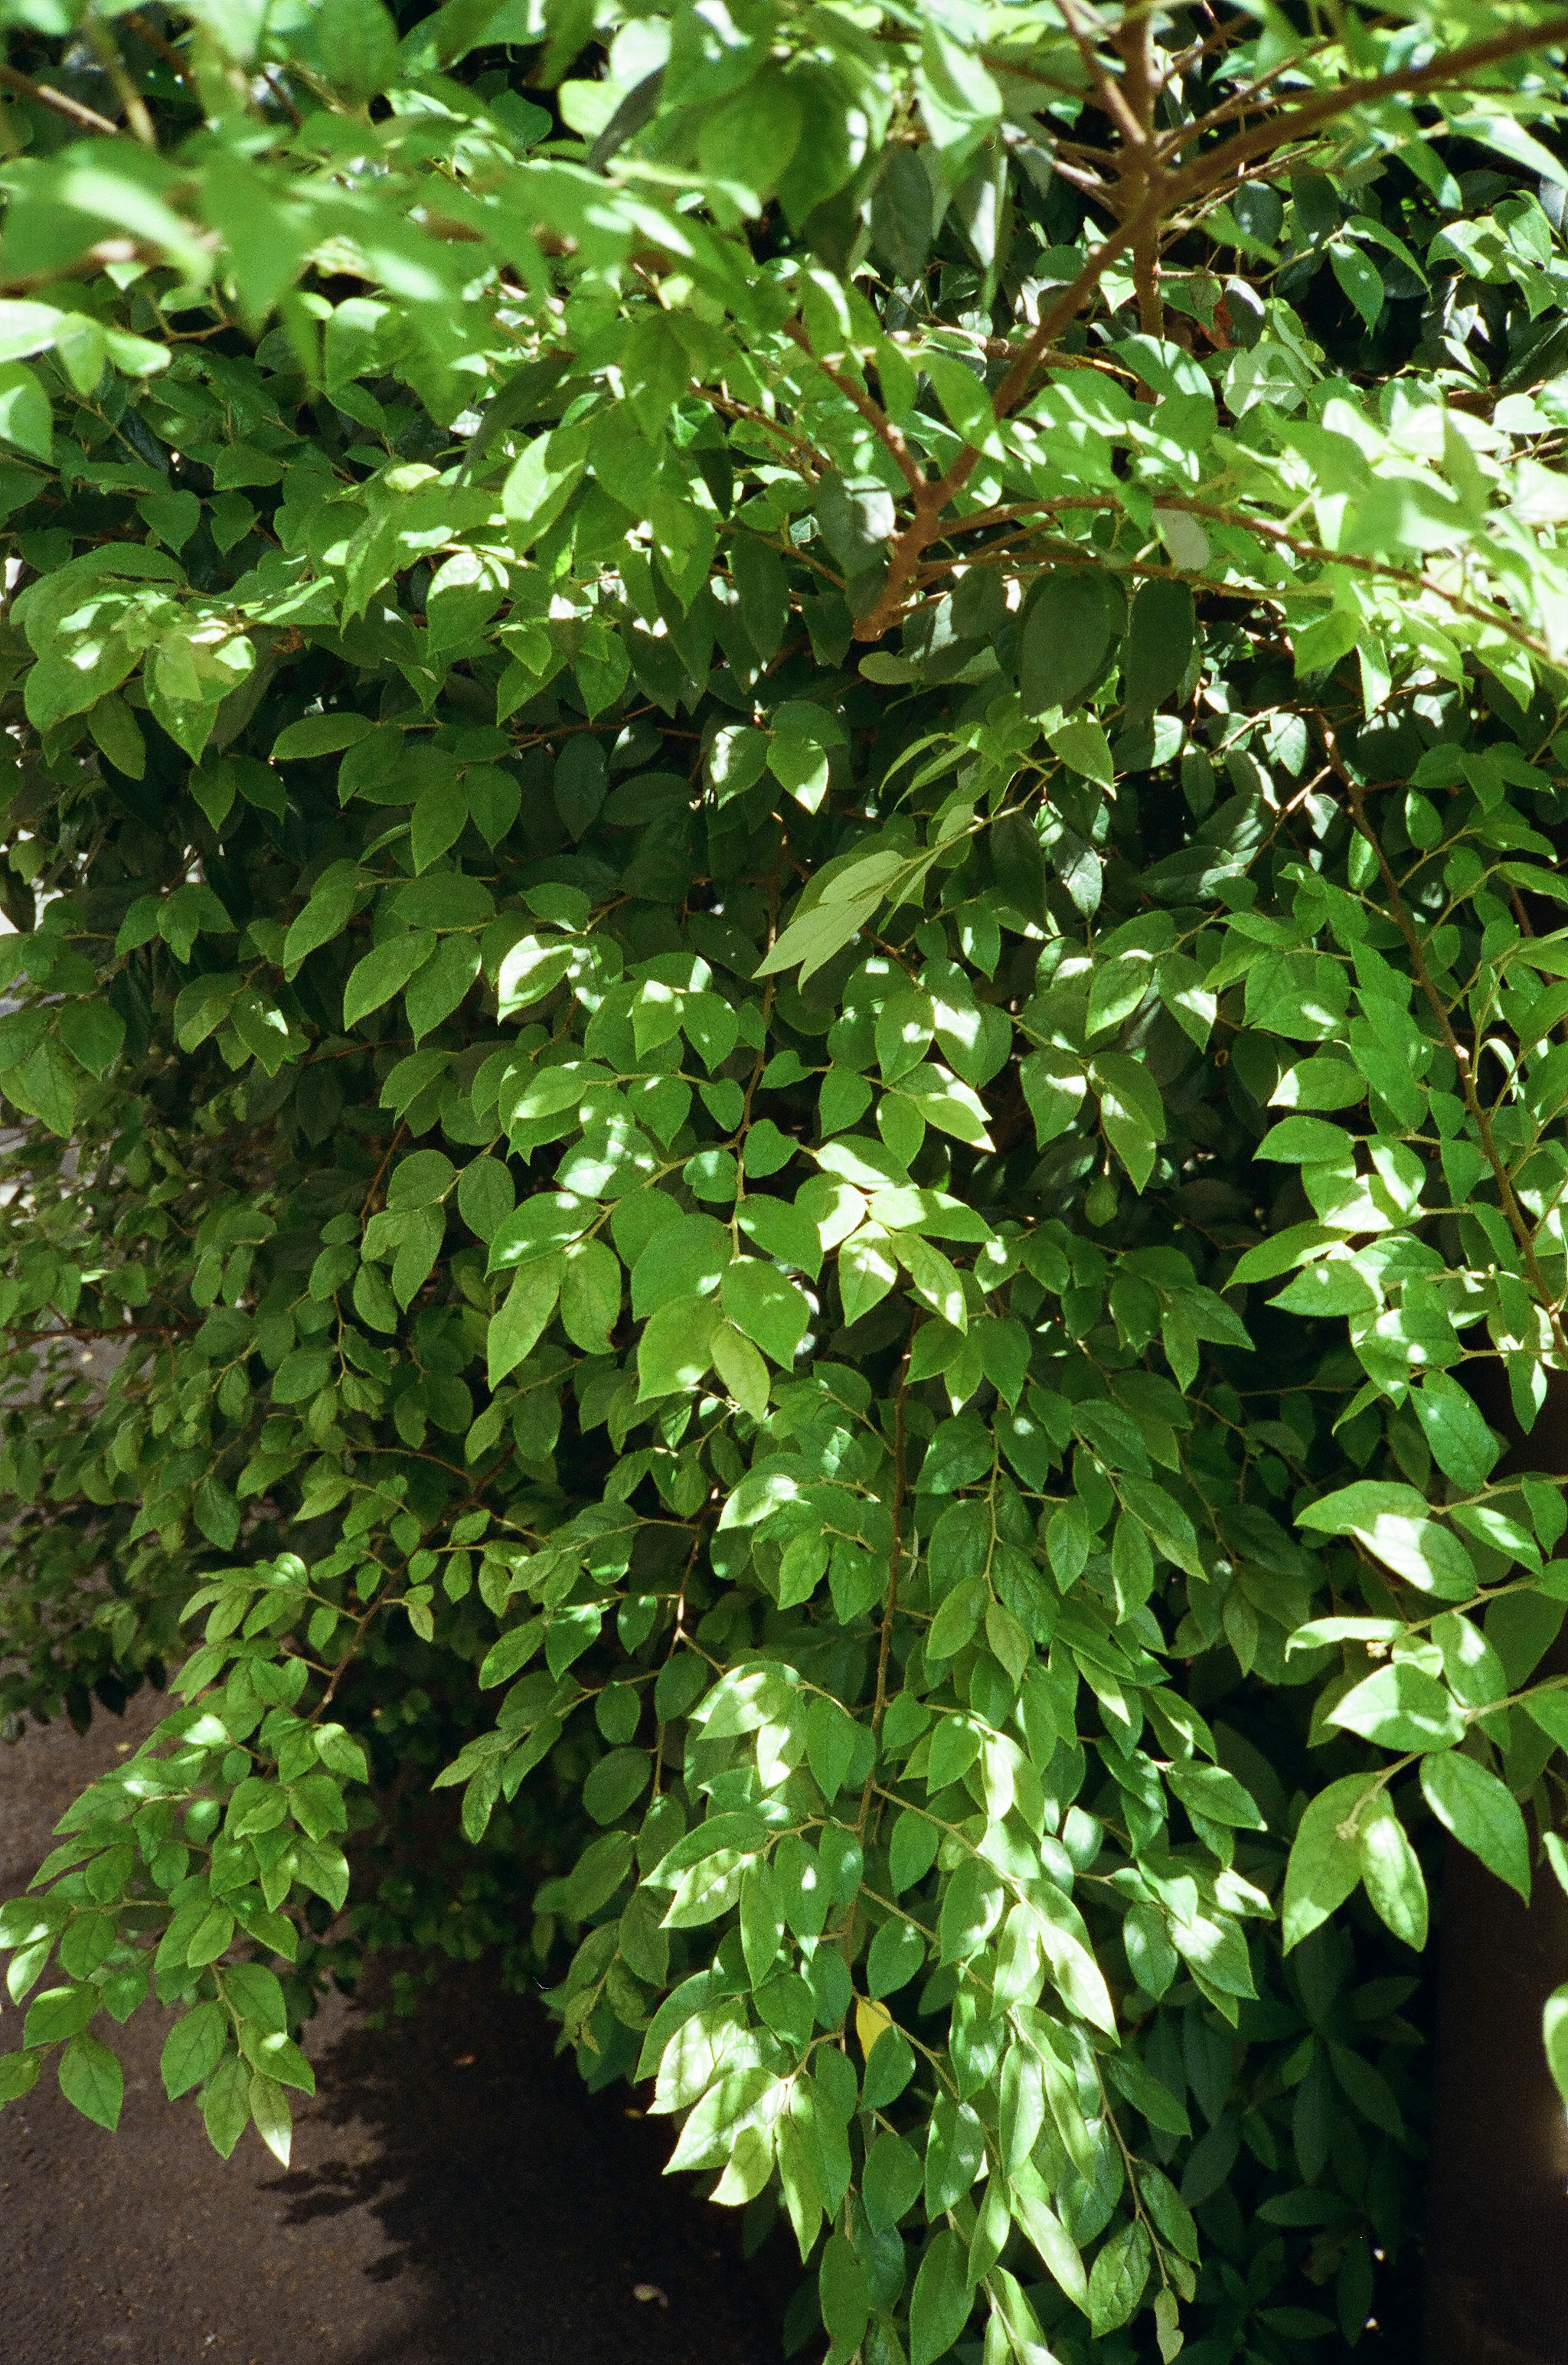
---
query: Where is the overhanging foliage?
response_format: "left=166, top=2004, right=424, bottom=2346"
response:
left=3, top=4, right=1568, bottom=2361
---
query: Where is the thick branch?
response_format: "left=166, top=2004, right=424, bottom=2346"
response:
left=1116, top=6, right=1165, bottom=339
left=853, top=10, right=1568, bottom=645
left=850, top=211, right=1150, bottom=641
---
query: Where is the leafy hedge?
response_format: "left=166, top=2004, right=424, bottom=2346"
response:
left=3, top=4, right=1568, bottom=2362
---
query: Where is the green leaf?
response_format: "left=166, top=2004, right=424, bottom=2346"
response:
left=663, top=1849, right=751, bottom=1929
left=1410, top=1372, right=1501, bottom=1491
left=1331, top=241, right=1385, bottom=329
left=343, top=931, right=437, bottom=1028
left=0, top=2050, right=40, bottom=2104
left=496, top=935, right=575, bottom=1016
left=1048, top=716, right=1114, bottom=790
left=59, top=1001, right=125, bottom=1080
left=1328, top=1664, right=1466, bottom=1753
left=501, top=429, right=587, bottom=548
left=405, top=935, right=481, bottom=1040
left=819, top=2230, right=870, bottom=2351
left=863, top=2129, right=923, bottom=2231
left=583, top=1746, right=651, bottom=1825
left=1088, top=2220, right=1152, bottom=2336
left=1011, top=2167, right=1089, bottom=2309
left=202, top=2052, right=252, bottom=2160
left=631, top=1212, right=732, bottom=1317
left=1545, top=1983, right=1568, bottom=2108
left=0, top=361, right=51, bottom=461
left=866, top=1914, right=927, bottom=1998
left=719, top=1259, right=809, bottom=1367
left=910, top=2228, right=971, bottom=2365
left=87, top=693, right=147, bottom=781
left=488, top=1254, right=563, bottom=1386
left=457, top=1155, right=515, bottom=1243
left=58, top=2030, right=123, bottom=2131
left=739, top=1857, right=784, bottom=1986
left=1356, top=1793, right=1428, bottom=1948
left=1165, top=1761, right=1265, bottom=1830
left=1018, top=571, right=1119, bottom=715
left=1123, top=580, right=1194, bottom=716
left=272, top=712, right=374, bottom=762
left=1297, top=1484, right=1477, bottom=1598
left=638, top=1294, right=721, bottom=1398
left=711, top=1318, right=771, bottom=1419
left=1093, top=1054, right=1165, bottom=1191
left=248, top=2071, right=294, bottom=2167
left=1523, top=1689, right=1568, bottom=1755
left=1283, top=1775, right=1370, bottom=1950
left=1421, top=1750, right=1530, bottom=1900
left=1257, top=1115, right=1354, bottom=1163
left=23, top=1983, right=96, bottom=2047
left=1106, top=2052, right=1191, bottom=2138
left=560, top=1236, right=621, bottom=1352
left=162, top=2001, right=229, bottom=2099
left=282, top=864, right=361, bottom=975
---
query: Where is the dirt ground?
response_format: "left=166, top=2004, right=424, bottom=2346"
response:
left=0, top=1695, right=799, bottom=2365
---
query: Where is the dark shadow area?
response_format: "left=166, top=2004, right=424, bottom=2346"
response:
left=1428, top=1844, right=1568, bottom=2365
left=277, top=1961, right=804, bottom=2365
left=1427, top=1364, right=1568, bottom=2365
left=0, top=1701, right=800, bottom=2365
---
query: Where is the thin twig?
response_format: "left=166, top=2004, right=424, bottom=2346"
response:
left=126, top=12, right=198, bottom=93
left=82, top=18, right=157, bottom=147
left=781, top=316, right=925, bottom=496
left=0, top=63, right=118, bottom=136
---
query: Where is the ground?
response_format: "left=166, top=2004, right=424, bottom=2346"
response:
left=0, top=1694, right=798, bottom=2365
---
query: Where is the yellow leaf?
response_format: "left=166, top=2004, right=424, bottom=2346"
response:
left=855, top=1995, right=893, bottom=2058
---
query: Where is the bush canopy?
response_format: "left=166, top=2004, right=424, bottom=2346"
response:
left=4, top=3, right=1568, bottom=2361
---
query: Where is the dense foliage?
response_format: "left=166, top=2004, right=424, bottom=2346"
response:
left=7, top=3, right=1568, bottom=2361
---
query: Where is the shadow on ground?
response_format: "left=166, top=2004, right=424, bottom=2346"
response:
left=0, top=1696, right=800, bottom=2365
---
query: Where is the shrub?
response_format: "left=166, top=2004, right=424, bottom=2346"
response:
left=2, top=4, right=1568, bottom=2361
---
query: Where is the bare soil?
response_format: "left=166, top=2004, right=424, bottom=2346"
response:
left=0, top=1696, right=797, bottom=2365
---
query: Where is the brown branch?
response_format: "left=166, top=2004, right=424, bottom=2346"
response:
left=0, top=241, right=148, bottom=298
left=1115, top=5, right=1165, bottom=340
left=0, top=63, right=119, bottom=137
left=1045, top=153, right=1118, bottom=198
left=781, top=316, right=925, bottom=496
left=1156, top=32, right=1342, bottom=160
left=1161, top=11, right=1568, bottom=191
left=850, top=8, right=1568, bottom=643
left=3, top=1321, right=196, bottom=1345
left=849, top=212, right=1149, bottom=640
left=359, top=1120, right=408, bottom=1221
left=1168, top=497, right=1557, bottom=665
left=1057, top=0, right=1144, bottom=146
left=873, top=478, right=1557, bottom=669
